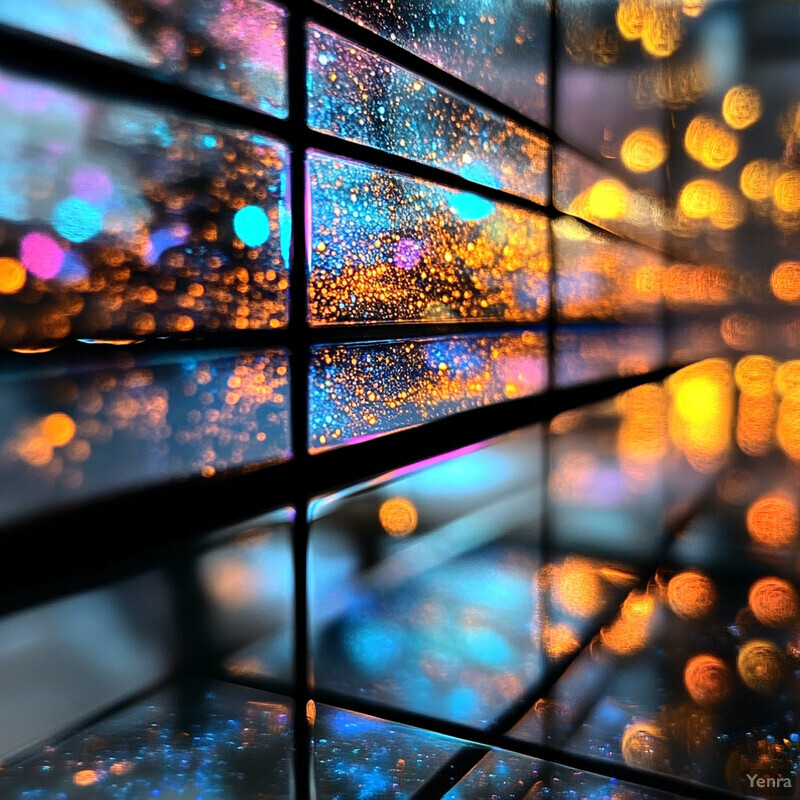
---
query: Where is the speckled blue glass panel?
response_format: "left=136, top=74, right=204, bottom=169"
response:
left=307, top=25, right=549, bottom=205
left=0, top=681, right=293, bottom=798
left=0, top=69, right=289, bottom=347
left=308, top=152, right=550, bottom=325
left=313, top=705, right=469, bottom=798
left=0, top=0, right=288, bottom=118
left=0, top=349, right=290, bottom=523
left=308, top=331, right=547, bottom=450
left=444, top=748, right=680, bottom=800
left=556, top=323, right=666, bottom=387
left=314, top=0, right=550, bottom=124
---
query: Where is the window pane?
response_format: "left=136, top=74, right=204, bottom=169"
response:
left=0, top=682, right=293, bottom=798
left=0, top=349, right=290, bottom=523
left=308, top=152, right=550, bottom=325
left=554, top=216, right=665, bottom=322
left=315, top=0, right=550, bottom=124
left=309, top=331, right=547, bottom=450
left=0, top=70, right=289, bottom=348
left=307, top=25, right=549, bottom=205
left=313, top=705, right=468, bottom=797
left=554, top=146, right=665, bottom=251
left=555, top=324, right=666, bottom=387
left=309, top=429, right=635, bottom=727
left=0, top=0, right=288, bottom=118
left=200, top=509, right=294, bottom=685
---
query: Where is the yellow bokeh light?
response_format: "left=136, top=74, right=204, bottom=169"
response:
left=737, top=639, right=784, bottom=692
left=42, top=412, right=76, bottom=447
left=378, top=497, right=419, bottom=537
left=552, top=557, right=604, bottom=618
left=735, top=355, right=777, bottom=396
left=621, top=722, right=670, bottom=770
left=746, top=493, right=799, bottom=547
left=667, top=571, right=716, bottom=619
left=587, top=179, right=630, bottom=220
left=641, top=5, right=682, bottom=58
left=740, top=159, right=779, bottom=201
left=775, top=361, right=800, bottom=398
left=542, top=623, right=580, bottom=659
left=681, top=0, right=706, bottom=17
left=722, top=85, right=763, bottom=130
left=620, top=128, right=668, bottom=173
left=616, top=0, right=646, bottom=40
left=684, top=654, right=732, bottom=706
left=748, top=577, right=799, bottom=628
left=678, top=179, right=722, bottom=219
left=0, top=257, right=26, bottom=294
left=684, top=115, right=738, bottom=170
left=774, top=171, right=800, bottom=213
left=770, top=261, right=800, bottom=302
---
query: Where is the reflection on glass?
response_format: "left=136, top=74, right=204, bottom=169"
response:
left=553, top=216, right=665, bottom=322
left=200, top=509, right=294, bottom=684
left=307, top=26, right=549, bottom=205
left=308, top=152, right=550, bottom=325
left=445, top=746, right=678, bottom=800
left=313, top=704, right=467, bottom=798
left=0, top=349, right=290, bottom=522
left=513, top=562, right=800, bottom=795
left=0, top=571, right=174, bottom=764
left=309, top=331, right=547, bottom=450
left=554, top=147, right=665, bottom=250
left=309, top=428, right=634, bottom=727
left=0, top=682, right=293, bottom=798
left=315, top=0, right=550, bottom=123
left=556, top=0, right=670, bottom=191
left=0, top=0, right=288, bottom=117
left=0, top=70, right=290, bottom=347
left=555, top=324, right=666, bottom=387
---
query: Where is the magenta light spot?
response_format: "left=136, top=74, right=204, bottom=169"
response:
left=20, top=232, right=64, bottom=279
left=394, top=238, right=423, bottom=270
left=69, top=166, right=114, bottom=205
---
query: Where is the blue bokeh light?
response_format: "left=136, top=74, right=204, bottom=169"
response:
left=233, top=205, right=271, bottom=247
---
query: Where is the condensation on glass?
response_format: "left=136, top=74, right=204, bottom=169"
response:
left=0, top=0, right=288, bottom=118
left=0, top=682, right=293, bottom=798
left=0, top=349, right=290, bottom=522
left=315, top=0, right=550, bottom=124
left=0, top=70, right=290, bottom=347
left=553, top=216, right=665, bottom=322
left=555, top=324, right=666, bottom=387
left=307, top=25, right=549, bottom=205
left=308, top=331, right=547, bottom=451
left=309, top=428, right=634, bottom=727
left=313, top=705, right=466, bottom=797
left=553, top=146, right=665, bottom=250
left=308, top=152, right=550, bottom=325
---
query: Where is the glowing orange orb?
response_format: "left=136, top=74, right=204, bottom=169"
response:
left=667, top=571, right=717, bottom=619
left=684, top=654, right=732, bottom=706
left=746, top=494, right=799, bottom=547
left=748, top=577, right=799, bottom=628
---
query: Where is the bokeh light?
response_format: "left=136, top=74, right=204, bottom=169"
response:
left=620, top=128, right=668, bottom=173
left=52, top=196, right=103, bottom=243
left=721, top=85, right=763, bottom=130
left=746, top=493, right=799, bottom=547
left=736, top=639, right=784, bottom=692
left=748, top=577, right=799, bottom=628
left=621, top=721, right=669, bottom=771
left=667, top=571, right=716, bottom=619
left=684, top=116, right=738, bottom=170
left=684, top=654, right=732, bottom=706
left=0, top=257, right=26, bottom=294
left=587, top=179, right=629, bottom=220
left=233, top=205, right=271, bottom=247
left=19, top=232, right=64, bottom=279
left=770, top=261, right=800, bottom=302
left=378, top=498, right=419, bottom=537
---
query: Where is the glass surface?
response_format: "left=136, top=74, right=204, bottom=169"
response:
left=313, top=704, right=468, bottom=798
left=0, top=69, right=289, bottom=348
left=307, top=25, right=549, bottom=205
left=555, top=323, right=666, bottom=387
left=0, top=571, right=174, bottom=764
left=0, top=349, right=290, bottom=522
left=310, top=428, right=635, bottom=728
left=309, top=331, right=547, bottom=451
left=554, top=146, right=665, bottom=250
left=0, top=0, right=288, bottom=118
left=445, top=746, right=681, bottom=800
left=0, top=681, right=293, bottom=798
left=308, top=152, right=550, bottom=325
left=200, top=509, right=294, bottom=685
left=556, top=0, right=669, bottom=193
left=315, top=0, right=550, bottom=124
left=553, top=216, right=665, bottom=322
